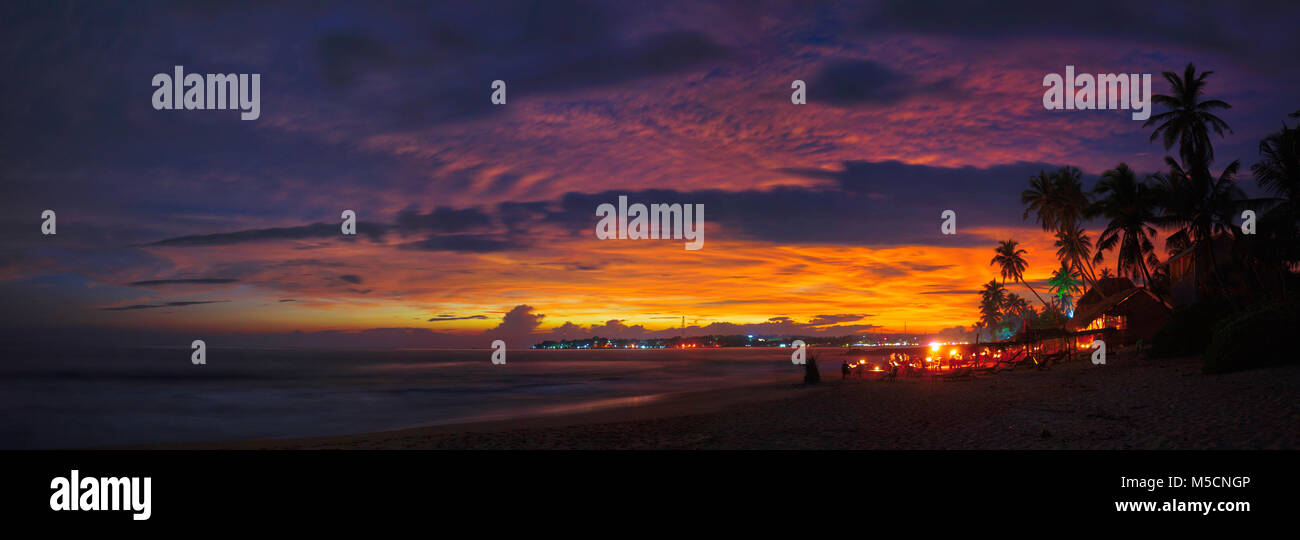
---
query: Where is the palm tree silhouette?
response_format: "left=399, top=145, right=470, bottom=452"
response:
left=1021, top=170, right=1059, bottom=230
left=1098, top=268, right=1115, bottom=279
left=1090, top=163, right=1161, bottom=286
left=979, top=280, right=1007, bottom=339
left=1152, top=157, right=1246, bottom=299
left=1054, top=224, right=1097, bottom=286
left=1023, top=167, right=1094, bottom=286
left=1022, top=167, right=1089, bottom=232
left=1248, top=119, right=1300, bottom=297
left=991, top=239, right=1048, bottom=306
left=1252, top=121, right=1300, bottom=211
left=1145, top=63, right=1232, bottom=168
left=1047, top=263, right=1084, bottom=316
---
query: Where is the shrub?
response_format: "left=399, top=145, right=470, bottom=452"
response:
left=1203, top=301, right=1300, bottom=373
left=1148, top=300, right=1231, bottom=359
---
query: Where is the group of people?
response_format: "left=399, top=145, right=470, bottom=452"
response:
left=840, top=355, right=907, bottom=380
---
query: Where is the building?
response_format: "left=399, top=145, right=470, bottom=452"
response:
left=1068, top=281, right=1172, bottom=345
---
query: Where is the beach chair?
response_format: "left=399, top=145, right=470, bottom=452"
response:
left=978, top=349, right=1026, bottom=374
left=930, top=366, right=973, bottom=382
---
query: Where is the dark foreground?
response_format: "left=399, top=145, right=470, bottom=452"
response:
left=165, top=352, right=1299, bottom=449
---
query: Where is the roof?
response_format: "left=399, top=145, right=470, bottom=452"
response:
left=1076, top=277, right=1136, bottom=309
left=1068, top=287, right=1171, bottom=331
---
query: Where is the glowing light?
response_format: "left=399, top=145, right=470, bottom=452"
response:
left=929, top=342, right=941, bottom=352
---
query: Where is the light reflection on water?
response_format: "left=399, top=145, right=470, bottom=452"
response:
left=0, top=347, right=810, bottom=448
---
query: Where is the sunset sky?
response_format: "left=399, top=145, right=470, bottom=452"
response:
left=2, top=1, right=1297, bottom=347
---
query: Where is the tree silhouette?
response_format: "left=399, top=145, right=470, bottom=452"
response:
left=1090, top=163, right=1161, bottom=286
left=991, top=239, right=1048, bottom=306
left=1145, top=63, right=1232, bottom=168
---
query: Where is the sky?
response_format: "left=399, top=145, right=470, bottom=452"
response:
left=2, top=0, right=1297, bottom=348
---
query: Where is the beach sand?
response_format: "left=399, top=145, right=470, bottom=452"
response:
left=151, top=352, right=1300, bottom=450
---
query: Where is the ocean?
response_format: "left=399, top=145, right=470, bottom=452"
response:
left=0, top=346, right=812, bottom=448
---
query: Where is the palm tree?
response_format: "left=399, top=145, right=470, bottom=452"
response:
left=1152, top=157, right=1247, bottom=299
left=1054, top=223, right=1097, bottom=286
left=1252, top=122, right=1300, bottom=211
left=1000, top=292, right=1032, bottom=338
left=1022, top=170, right=1056, bottom=230
left=979, top=280, right=1007, bottom=340
left=1248, top=120, right=1300, bottom=297
left=1098, top=268, right=1115, bottom=279
left=1001, top=293, right=1031, bottom=320
left=1090, top=163, right=1161, bottom=286
left=991, top=239, right=1048, bottom=306
left=1051, top=166, right=1090, bottom=230
left=1047, top=263, right=1084, bottom=316
left=1144, top=63, right=1232, bottom=168
left=1021, top=167, right=1089, bottom=232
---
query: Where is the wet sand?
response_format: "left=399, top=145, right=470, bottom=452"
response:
left=147, top=352, right=1300, bottom=450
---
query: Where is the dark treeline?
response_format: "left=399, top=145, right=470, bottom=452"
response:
left=979, top=64, right=1299, bottom=371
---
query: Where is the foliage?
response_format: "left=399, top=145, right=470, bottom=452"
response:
left=1203, top=301, right=1300, bottom=373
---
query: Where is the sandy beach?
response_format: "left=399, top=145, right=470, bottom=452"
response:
left=151, top=351, right=1300, bottom=450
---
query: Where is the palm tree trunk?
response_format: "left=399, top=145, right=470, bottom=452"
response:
left=1139, top=256, right=1153, bottom=289
left=1204, top=239, right=1236, bottom=310
left=1020, top=279, right=1049, bottom=307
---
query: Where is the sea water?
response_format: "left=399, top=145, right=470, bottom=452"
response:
left=0, top=347, right=804, bottom=448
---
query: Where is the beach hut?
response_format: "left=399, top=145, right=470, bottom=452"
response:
left=1067, top=286, right=1172, bottom=345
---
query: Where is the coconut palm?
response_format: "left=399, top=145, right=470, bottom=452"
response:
left=1046, top=263, right=1084, bottom=316
left=1022, top=167, right=1089, bottom=232
left=1152, top=157, right=1247, bottom=298
left=979, top=280, right=1007, bottom=339
left=1054, top=224, right=1097, bottom=286
left=991, top=239, right=1048, bottom=306
left=1021, top=170, right=1059, bottom=231
left=1247, top=120, right=1300, bottom=297
left=1001, top=293, right=1031, bottom=320
left=1252, top=122, right=1300, bottom=211
left=1145, top=63, right=1232, bottom=168
left=1090, top=163, right=1161, bottom=286
left=1098, top=268, right=1115, bottom=279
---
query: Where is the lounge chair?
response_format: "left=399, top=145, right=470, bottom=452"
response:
left=930, top=366, right=974, bottom=381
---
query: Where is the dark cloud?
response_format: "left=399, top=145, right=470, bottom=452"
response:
left=806, top=314, right=870, bottom=326
left=339, top=274, right=363, bottom=284
left=920, top=289, right=980, bottom=295
left=809, top=59, right=959, bottom=107
left=531, top=159, right=1080, bottom=247
left=304, top=1, right=732, bottom=128
left=147, top=213, right=523, bottom=253
left=860, top=0, right=1300, bottom=73
left=428, top=314, right=488, bottom=322
left=148, top=223, right=387, bottom=247
left=317, top=32, right=395, bottom=87
left=100, top=300, right=229, bottom=311
left=396, top=234, right=525, bottom=253
left=127, top=278, right=238, bottom=287
left=395, top=206, right=494, bottom=234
